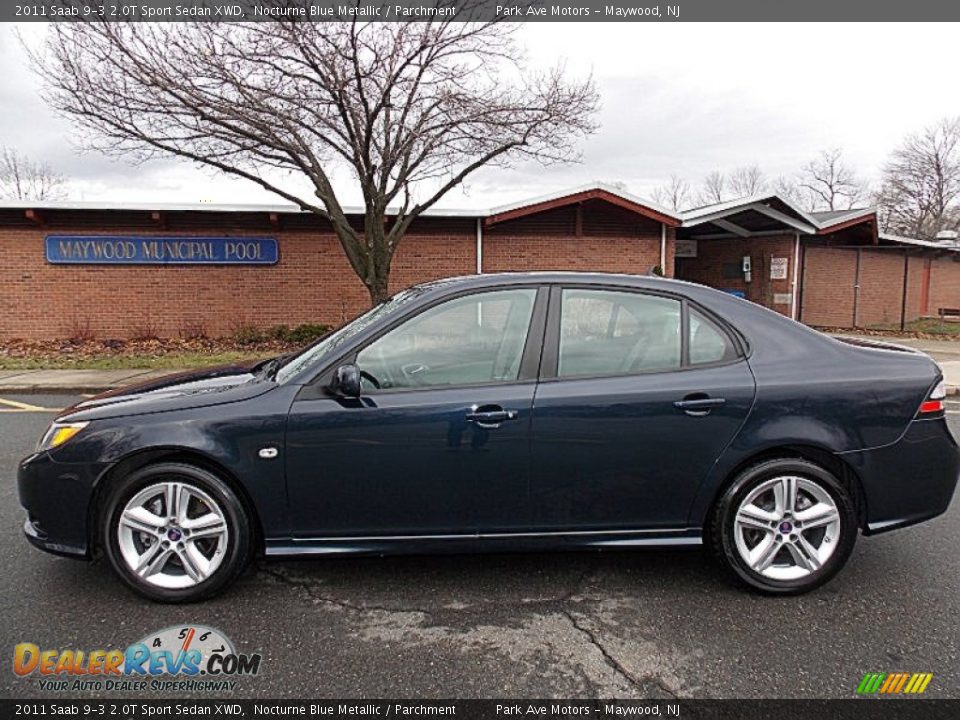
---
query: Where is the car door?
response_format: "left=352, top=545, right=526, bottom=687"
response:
left=529, top=285, right=756, bottom=531
left=285, top=286, right=547, bottom=538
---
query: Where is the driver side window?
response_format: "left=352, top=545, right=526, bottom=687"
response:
left=356, top=289, right=537, bottom=390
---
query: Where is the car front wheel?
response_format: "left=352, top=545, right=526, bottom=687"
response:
left=102, top=462, right=252, bottom=602
left=712, top=458, right=858, bottom=594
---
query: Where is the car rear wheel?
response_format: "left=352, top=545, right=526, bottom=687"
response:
left=102, top=462, right=252, bottom=603
left=711, top=458, right=858, bottom=594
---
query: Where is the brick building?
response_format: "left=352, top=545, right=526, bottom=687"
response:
left=0, top=183, right=957, bottom=340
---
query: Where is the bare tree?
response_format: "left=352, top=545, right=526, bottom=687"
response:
left=651, top=174, right=691, bottom=211
left=0, top=146, right=67, bottom=200
left=876, top=117, right=960, bottom=239
left=771, top=174, right=805, bottom=207
left=33, top=19, right=598, bottom=303
left=798, top=148, right=866, bottom=211
left=697, top=170, right=726, bottom=205
left=727, top=165, right=767, bottom=198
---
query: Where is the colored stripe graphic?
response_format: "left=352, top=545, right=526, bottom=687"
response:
left=903, top=673, right=933, bottom=694
left=857, top=673, right=886, bottom=694
left=858, top=672, right=933, bottom=695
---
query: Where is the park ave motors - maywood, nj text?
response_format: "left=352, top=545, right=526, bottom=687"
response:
left=497, top=4, right=678, bottom=16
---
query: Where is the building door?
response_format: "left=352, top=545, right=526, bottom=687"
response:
left=920, top=259, right=932, bottom=316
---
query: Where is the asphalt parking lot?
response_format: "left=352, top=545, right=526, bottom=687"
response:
left=2, top=394, right=959, bottom=700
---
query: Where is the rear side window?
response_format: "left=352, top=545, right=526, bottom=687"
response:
left=558, top=289, right=681, bottom=377
left=689, top=308, right=739, bottom=365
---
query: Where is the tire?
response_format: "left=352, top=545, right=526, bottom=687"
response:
left=710, top=458, right=858, bottom=595
left=102, top=462, right=252, bottom=603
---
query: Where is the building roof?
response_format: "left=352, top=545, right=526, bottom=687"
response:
left=0, top=198, right=481, bottom=218
left=484, top=182, right=682, bottom=227
left=0, top=183, right=683, bottom=225
left=879, top=232, right=960, bottom=252
left=812, top=209, right=864, bottom=223
left=680, top=193, right=819, bottom=236
left=678, top=196, right=884, bottom=242
left=0, top=184, right=946, bottom=253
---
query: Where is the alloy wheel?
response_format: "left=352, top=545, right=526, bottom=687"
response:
left=116, top=481, right=229, bottom=590
left=732, top=475, right=842, bottom=581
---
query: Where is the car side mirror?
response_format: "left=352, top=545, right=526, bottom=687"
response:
left=332, top=363, right=362, bottom=398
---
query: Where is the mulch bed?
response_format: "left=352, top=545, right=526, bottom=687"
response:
left=0, top=337, right=301, bottom=363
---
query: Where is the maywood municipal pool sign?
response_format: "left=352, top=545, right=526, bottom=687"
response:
left=45, top=235, right=279, bottom=265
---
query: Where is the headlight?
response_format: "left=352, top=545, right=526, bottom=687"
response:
left=37, top=421, right=89, bottom=452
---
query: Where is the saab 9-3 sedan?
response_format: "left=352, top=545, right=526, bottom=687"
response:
left=18, top=273, right=958, bottom=601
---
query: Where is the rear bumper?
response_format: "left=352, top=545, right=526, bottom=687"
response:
left=841, top=418, right=960, bottom=535
left=17, top=451, right=105, bottom=559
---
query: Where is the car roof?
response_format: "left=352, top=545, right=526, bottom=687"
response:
left=413, top=271, right=703, bottom=294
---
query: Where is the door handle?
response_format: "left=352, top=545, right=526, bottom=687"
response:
left=674, top=395, right=726, bottom=417
left=465, top=406, right=518, bottom=429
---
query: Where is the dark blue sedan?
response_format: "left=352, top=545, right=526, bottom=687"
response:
left=18, top=273, right=959, bottom=601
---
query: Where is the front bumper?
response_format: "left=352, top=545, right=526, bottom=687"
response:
left=841, top=418, right=960, bottom=535
left=17, top=451, right=106, bottom=559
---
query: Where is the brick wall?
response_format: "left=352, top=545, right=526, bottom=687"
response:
left=856, top=251, right=910, bottom=327
left=674, top=235, right=798, bottom=316
left=799, top=247, right=857, bottom=327
left=7, top=203, right=950, bottom=339
left=0, top=224, right=477, bottom=340
left=801, top=247, right=958, bottom=328
left=928, top=258, right=960, bottom=315
left=0, top=203, right=673, bottom=340
left=483, top=204, right=669, bottom=277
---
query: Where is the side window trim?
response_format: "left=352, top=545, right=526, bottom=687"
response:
left=541, top=285, right=563, bottom=380
left=539, top=284, right=744, bottom=382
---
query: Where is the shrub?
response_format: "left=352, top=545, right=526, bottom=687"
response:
left=258, top=323, right=331, bottom=344
left=264, top=324, right=292, bottom=341
left=66, top=317, right=96, bottom=344
left=286, top=323, right=331, bottom=344
left=232, top=324, right=265, bottom=346
left=179, top=320, right=209, bottom=341
left=128, top=320, right=160, bottom=342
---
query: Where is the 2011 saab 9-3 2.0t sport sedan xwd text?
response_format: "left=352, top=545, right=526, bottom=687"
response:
left=18, top=273, right=959, bottom=602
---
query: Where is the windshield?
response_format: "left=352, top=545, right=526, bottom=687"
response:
left=274, top=288, right=421, bottom=384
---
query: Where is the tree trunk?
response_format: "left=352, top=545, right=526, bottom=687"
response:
left=364, top=222, right=393, bottom=306
left=365, top=274, right=391, bottom=305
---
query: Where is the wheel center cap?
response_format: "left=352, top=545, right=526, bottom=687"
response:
left=167, top=528, right=182, bottom=542
left=778, top=521, right=793, bottom=534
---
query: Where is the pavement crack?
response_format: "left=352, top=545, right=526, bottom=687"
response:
left=560, top=609, right=679, bottom=699
left=257, top=564, right=432, bottom=616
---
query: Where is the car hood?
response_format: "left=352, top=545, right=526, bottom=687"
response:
left=58, top=361, right=274, bottom=421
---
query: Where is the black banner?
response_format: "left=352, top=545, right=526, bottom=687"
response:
left=4, top=700, right=960, bottom=720
left=7, top=0, right=960, bottom=22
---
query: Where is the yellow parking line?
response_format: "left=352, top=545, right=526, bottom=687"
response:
left=0, top=398, right=61, bottom=412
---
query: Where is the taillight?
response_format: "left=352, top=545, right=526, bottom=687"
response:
left=919, top=380, right=947, bottom=416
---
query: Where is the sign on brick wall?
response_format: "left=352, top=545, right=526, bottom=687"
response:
left=770, top=257, right=789, bottom=280
left=45, top=235, right=279, bottom=265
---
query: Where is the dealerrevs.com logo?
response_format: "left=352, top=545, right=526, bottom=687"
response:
left=13, top=625, right=262, bottom=693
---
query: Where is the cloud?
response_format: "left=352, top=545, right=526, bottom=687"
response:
left=2, top=22, right=958, bottom=208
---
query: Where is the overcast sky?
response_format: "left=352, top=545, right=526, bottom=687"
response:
left=1, top=22, right=957, bottom=210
